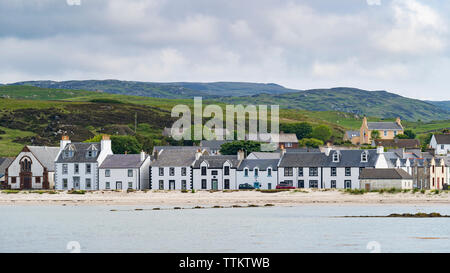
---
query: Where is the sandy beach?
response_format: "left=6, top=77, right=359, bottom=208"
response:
left=0, top=189, right=449, bottom=206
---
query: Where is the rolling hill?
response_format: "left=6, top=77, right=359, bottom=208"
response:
left=427, top=101, right=450, bottom=112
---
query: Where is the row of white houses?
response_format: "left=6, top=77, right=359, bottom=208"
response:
left=3, top=135, right=449, bottom=191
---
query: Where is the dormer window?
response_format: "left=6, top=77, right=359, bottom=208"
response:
left=86, top=145, right=98, bottom=158
left=64, top=145, right=75, bottom=158
left=361, top=151, right=368, bottom=162
left=332, top=152, right=340, bottom=163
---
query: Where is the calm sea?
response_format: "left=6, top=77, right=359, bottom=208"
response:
left=0, top=204, right=449, bottom=253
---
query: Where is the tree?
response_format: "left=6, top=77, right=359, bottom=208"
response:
left=396, top=129, right=416, bottom=139
left=371, top=130, right=380, bottom=140
left=219, top=140, right=261, bottom=155
left=311, top=125, right=332, bottom=142
left=84, top=134, right=142, bottom=154
left=298, top=138, right=323, bottom=148
left=280, top=122, right=313, bottom=140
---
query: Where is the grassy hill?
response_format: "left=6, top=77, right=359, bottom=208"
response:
left=0, top=85, right=449, bottom=157
left=427, top=101, right=450, bottom=112
left=219, top=87, right=450, bottom=122
left=10, top=80, right=296, bottom=98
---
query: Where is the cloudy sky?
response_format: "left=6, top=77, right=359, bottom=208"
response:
left=1, top=0, right=449, bottom=100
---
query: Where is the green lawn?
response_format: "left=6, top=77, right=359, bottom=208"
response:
left=0, top=126, right=35, bottom=157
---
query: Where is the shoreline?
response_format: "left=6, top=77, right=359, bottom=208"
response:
left=1, top=189, right=449, bottom=206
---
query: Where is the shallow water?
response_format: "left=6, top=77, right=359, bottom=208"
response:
left=0, top=204, right=449, bottom=253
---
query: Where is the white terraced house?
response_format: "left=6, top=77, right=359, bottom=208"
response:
left=54, top=135, right=113, bottom=190
left=98, top=152, right=151, bottom=190
left=236, top=158, right=279, bottom=189
left=150, top=148, right=208, bottom=190
left=430, top=134, right=450, bottom=155
left=277, top=147, right=389, bottom=189
left=192, top=152, right=243, bottom=190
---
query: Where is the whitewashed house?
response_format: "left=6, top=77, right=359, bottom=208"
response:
left=54, top=135, right=113, bottom=190
left=98, top=152, right=150, bottom=190
left=321, top=147, right=389, bottom=189
left=5, top=146, right=59, bottom=190
left=192, top=153, right=243, bottom=190
left=278, top=152, right=326, bottom=189
left=430, top=134, right=450, bottom=155
left=150, top=148, right=208, bottom=190
left=236, top=159, right=279, bottom=189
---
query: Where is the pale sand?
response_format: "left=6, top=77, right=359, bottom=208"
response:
left=0, top=189, right=449, bottom=206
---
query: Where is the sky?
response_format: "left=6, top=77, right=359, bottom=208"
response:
left=0, top=0, right=449, bottom=100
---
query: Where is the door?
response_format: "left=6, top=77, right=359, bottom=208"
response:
left=253, top=182, right=260, bottom=189
left=169, top=180, right=175, bottom=190
left=116, top=181, right=122, bottom=190
left=73, top=177, right=80, bottom=190
left=21, top=175, right=32, bottom=189
left=365, top=183, right=371, bottom=191
left=212, top=179, right=218, bottom=190
left=268, top=183, right=272, bottom=190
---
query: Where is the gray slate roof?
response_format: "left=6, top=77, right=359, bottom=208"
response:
left=0, top=157, right=13, bottom=174
left=55, top=143, right=100, bottom=163
left=248, top=152, right=281, bottom=159
left=153, top=146, right=210, bottom=154
left=28, top=146, right=60, bottom=171
left=99, top=154, right=148, bottom=169
left=367, top=122, right=403, bottom=130
left=359, top=168, right=412, bottom=180
left=278, top=152, right=327, bottom=167
left=193, top=155, right=240, bottom=169
left=434, top=134, right=450, bottom=144
left=238, top=159, right=279, bottom=171
left=325, top=149, right=380, bottom=168
left=151, top=149, right=198, bottom=167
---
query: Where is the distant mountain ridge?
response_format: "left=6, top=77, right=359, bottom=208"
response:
left=7, top=80, right=450, bottom=121
left=10, top=80, right=296, bottom=98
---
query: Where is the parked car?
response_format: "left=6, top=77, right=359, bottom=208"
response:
left=276, top=184, right=295, bottom=189
left=239, top=183, right=255, bottom=190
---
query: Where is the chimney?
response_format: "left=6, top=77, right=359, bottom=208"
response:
left=140, top=150, right=146, bottom=161
left=101, top=135, right=112, bottom=153
left=396, top=117, right=401, bottom=126
left=362, top=116, right=368, bottom=126
left=195, top=149, right=202, bottom=160
left=237, top=149, right=245, bottom=161
left=60, top=135, right=71, bottom=151
left=377, top=145, right=384, bottom=154
left=280, top=145, right=286, bottom=156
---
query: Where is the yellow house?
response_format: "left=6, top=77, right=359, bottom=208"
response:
left=345, top=117, right=404, bottom=145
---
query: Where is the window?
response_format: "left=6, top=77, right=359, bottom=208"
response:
left=105, top=182, right=110, bottom=190
left=298, top=180, right=304, bottom=188
left=181, top=167, right=187, bottom=176
left=384, top=131, right=387, bottom=136
left=244, top=168, right=249, bottom=177
left=128, top=169, right=133, bottom=177
left=86, top=164, right=91, bottom=174
left=159, top=180, right=164, bottom=190
left=286, top=142, right=292, bottom=147
left=169, top=168, right=175, bottom=176
left=20, top=158, right=32, bottom=172
left=105, top=169, right=110, bottom=177
left=74, top=164, right=79, bottom=174
left=345, top=167, right=351, bottom=176
left=35, top=177, right=41, bottom=184
left=331, top=167, right=336, bottom=176
left=298, top=167, right=303, bottom=176
left=267, top=168, right=272, bottom=177
left=309, top=167, right=318, bottom=176
left=224, top=179, right=230, bottom=189
left=441, top=144, right=445, bottom=149
left=359, top=167, right=364, bottom=174
left=128, top=182, right=133, bottom=189
left=181, top=180, right=187, bottom=190
left=201, top=179, right=207, bottom=189
left=331, top=180, right=336, bottom=188
left=224, top=166, right=230, bottom=176
left=11, top=177, right=16, bottom=184
left=211, top=170, right=218, bottom=176
left=86, top=178, right=91, bottom=189
left=332, top=153, right=339, bottom=162
left=201, top=166, right=207, bottom=176
left=344, top=180, right=352, bottom=189
left=284, top=167, right=293, bottom=176
left=62, top=164, right=68, bottom=174
left=309, top=180, right=318, bottom=188
left=254, top=168, right=259, bottom=177
left=63, top=178, right=68, bottom=189
left=159, top=168, right=164, bottom=176
left=361, top=152, right=368, bottom=162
